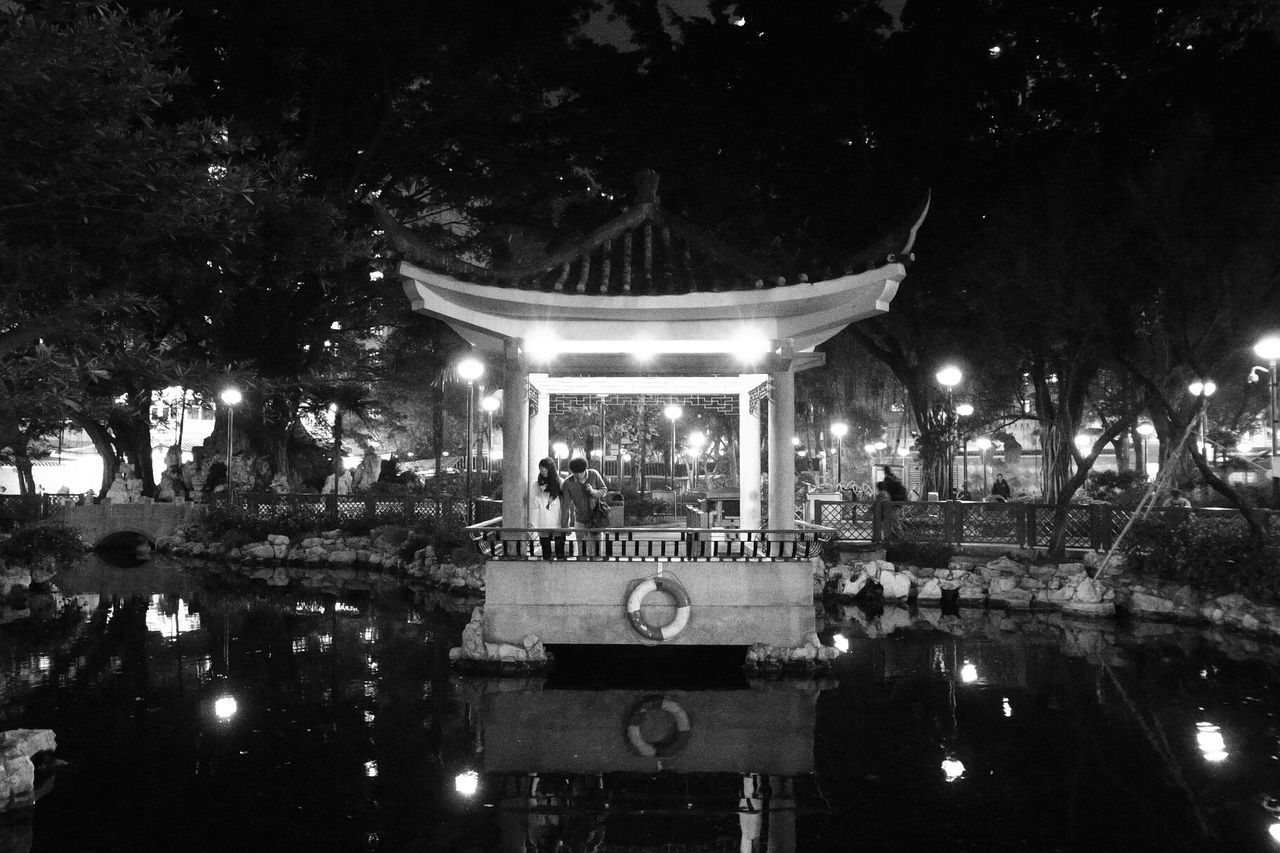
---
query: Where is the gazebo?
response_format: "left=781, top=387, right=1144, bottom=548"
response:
left=386, top=171, right=925, bottom=650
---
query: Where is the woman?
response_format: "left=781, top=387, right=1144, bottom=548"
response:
left=531, top=457, right=567, bottom=560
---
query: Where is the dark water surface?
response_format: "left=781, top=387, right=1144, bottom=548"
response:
left=4, top=557, right=1280, bottom=852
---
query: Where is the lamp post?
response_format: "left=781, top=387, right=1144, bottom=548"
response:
left=552, top=442, right=568, bottom=473
left=936, top=366, right=963, bottom=497
left=830, top=422, right=848, bottom=483
left=974, top=436, right=992, bottom=493
left=955, top=403, right=974, bottom=490
left=598, top=393, right=608, bottom=483
left=1255, top=336, right=1280, bottom=505
left=1188, top=380, right=1217, bottom=463
left=480, top=394, right=500, bottom=478
left=219, top=387, right=241, bottom=504
left=687, top=429, right=706, bottom=490
left=664, top=404, right=683, bottom=516
left=1137, top=422, right=1156, bottom=478
left=457, top=357, right=485, bottom=524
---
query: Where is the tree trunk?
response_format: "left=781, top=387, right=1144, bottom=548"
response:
left=71, top=414, right=118, bottom=496
left=1041, top=421, right=1071, bottom=505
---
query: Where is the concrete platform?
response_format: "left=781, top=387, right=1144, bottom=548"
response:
left=485, top=560, right=815, bottom=647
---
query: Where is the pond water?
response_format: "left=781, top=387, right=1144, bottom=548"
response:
left=4, top=556, right=1280, bottom=852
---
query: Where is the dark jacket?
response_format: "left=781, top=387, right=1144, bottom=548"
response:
left=882, top=474, right=908, bottom=502
left=991, top=478, right=1011, bottom=498
left=561, top=469, right=606, bottom=524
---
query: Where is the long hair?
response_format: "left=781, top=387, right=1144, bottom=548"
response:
left=536, top=457, right=562, bottom=500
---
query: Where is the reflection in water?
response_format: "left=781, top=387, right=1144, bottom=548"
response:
left=4, top=563, right=1280, bottom=850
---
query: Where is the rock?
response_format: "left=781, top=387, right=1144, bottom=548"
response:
left=247, top=544, right=275, bottom=561
left=461, top=608, right=486, bottom=658
left=328, top=550, right=357, bottom=565
left=1062, top=600, right=1116, bottom=618
left=1241, top=614, right=1262, bottom=632
left=1215, top=593, right=1251, bottom=612
left=838, top=574, right=869, bottom=597
left=916, top=578, right=942, bottom=600
left=983, top=556, right=1024, bottom=575
left=0, top=729, right=55, bottom=812
left=997, top=588, right=1034, bottom=609
left=880, top=571, right=911, bottom=599
left=989, top=576, right=1019, bottom=594
left=266, top=534, right=290, bottom=547
left=1129, top=592, right=1175, bottom=614
left=1074, top=577, right=1104, bottom=604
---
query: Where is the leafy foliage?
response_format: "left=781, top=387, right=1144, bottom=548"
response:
left=0, top=522, right=84, bottom=565
left=1124, top=516, right=1280, bottom=603
left=885, top=540, right=955, bottom=569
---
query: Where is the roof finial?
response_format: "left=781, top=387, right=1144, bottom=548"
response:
left=634, top=169, right=660, bottom=206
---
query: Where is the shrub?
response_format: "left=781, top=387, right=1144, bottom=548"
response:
left=885, top=540, right=954, bottom=568
left=1124, top=515, right=1280, bottom=604
left=0, top=522, right=84, bottom=565
left=0, top=496, right=43, bottom=531
left=1086, top=469, right=1149, bottom=508
left=203, top=502, right=319, bottom=541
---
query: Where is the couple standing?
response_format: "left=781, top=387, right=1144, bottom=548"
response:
left=531, top=456, right=607, bottom=559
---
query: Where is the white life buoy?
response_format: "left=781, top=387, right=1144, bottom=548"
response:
left=624, top=694, right=692, bottom=758
left=625, top=575, right=691, bottom=642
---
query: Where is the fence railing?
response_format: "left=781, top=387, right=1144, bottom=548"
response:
left=230, top=492, right=473, bottom=528
left=813, top=499, right=1273, bottom=549
left=467, top=518, right=835, bottom=562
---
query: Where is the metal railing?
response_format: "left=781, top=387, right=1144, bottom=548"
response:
left=468, top=517, right=834, bottom=562
left=230, top=492, right=472, bottom=527
left=812, top=499, right=1274, bottom=549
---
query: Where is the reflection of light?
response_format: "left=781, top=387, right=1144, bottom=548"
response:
left=1002, top=697, right=1012, bottom=718
left=364, top=711, right=375, bottom=724
left=37, top=655, right=51, bottom=673
left=363, top=627, right=378, bottom=643
left=955, top=403, right=974, bottom=417
left=1196, top=722, right=1228, bottom=762
left=941, top=758, right=965, bottom=782
left=960, top=662, right=979, bottom=684
left=364, top=760, right=378, bottom=778
left=833, top=634, right=849, bottom=653
left=214, top=696, right=238, bottom=721
left=455, top=770, right=480, bottom=796
left=292, top=638, right=307, bottom=655
left=364, top=681, right=377, bottom=698
left=317, top=634, right=333, bottom=652
left=336, top=603, right=360, bottom=614
left=145, top=596, right=201, bottom=638
left=366, top=656, right=379, bottom=673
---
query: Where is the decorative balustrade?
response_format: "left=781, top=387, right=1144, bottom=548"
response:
left=468, top=518, right=834, bottom=562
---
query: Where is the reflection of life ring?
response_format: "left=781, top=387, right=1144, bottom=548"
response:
left=625, top=695, right=692, bottom=758
left=625, top=575, right=691, bottom=641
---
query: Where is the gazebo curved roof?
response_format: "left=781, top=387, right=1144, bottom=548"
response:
left=386, top=171, right=928, bottom=363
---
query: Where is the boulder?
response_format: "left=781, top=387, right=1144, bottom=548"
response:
left=0, top=729, right=55, bottom=812
left=880, top=571, right=912, bottom=599
left=1074, top=577, right=1104, bottom=604
left=1129, top=592, right=1175, bottom=614
left=916, top=579, right=943, bottom=601
left=266, top=534, right=290, bottom=547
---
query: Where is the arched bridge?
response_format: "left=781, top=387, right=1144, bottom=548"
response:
left=52, top=502, right=206, bottom=548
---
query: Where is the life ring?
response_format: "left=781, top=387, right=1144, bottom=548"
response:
left=625, top=575, right=691, bottom=642
left=625, top=694, right=692, bottom=758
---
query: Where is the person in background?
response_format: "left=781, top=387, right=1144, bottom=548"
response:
left=991, top=473, right=1012, bottom=499
left=531, top=457, right=567, bottom=560
left=957, top=485, right=973, bottom=501
left=1164, top=489, right=1192, bottom=508
left=562, top=457, right=607, bottom=558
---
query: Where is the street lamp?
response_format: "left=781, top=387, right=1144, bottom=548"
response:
left=955, top=404, right=974, bottom=488
left=1255, top=335, right=1280, bottom=505
left=974, top=436, right=992, bottom=493
left=663, top=404, right=683, bottom=516
left=219, top=387, right=241, bottom=504
left=480, top=394, right=500, bottom=478
left=1137, top=421, right=1156, bottom=477
left=687, top=429, right=706, bottom=489
left=936, top=366, right=963, bottom=497
left=457, top=357, right=485, bottom=524
left=830, top=422, right=848, bottom=483
left=1188, top=380, right=1217, bottom=463
left=598, top=393, right=608, bottom=483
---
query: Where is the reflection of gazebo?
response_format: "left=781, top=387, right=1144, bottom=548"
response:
left=384, top=171, right=924, bottom=650
left=387, top=171, right=923, bottom=530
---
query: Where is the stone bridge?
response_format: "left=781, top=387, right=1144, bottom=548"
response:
left=52, top=502, right=206, bottom=548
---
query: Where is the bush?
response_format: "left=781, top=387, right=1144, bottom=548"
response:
left=0, top=522, right=84, bottom=565
left=0, top=496, right=43, bottom=531
left=885, top=540, right=954, bottom=568
left=203, top=502, right=319, bottom=541
left=1124, top=515, right=1280, bottom=603
left=1086, top=469, right=1149, bottom=508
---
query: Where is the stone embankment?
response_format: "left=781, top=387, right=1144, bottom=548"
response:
left=156, top=525, right=484, bottom=593
left=1, top=728, right=56, bottom=812
left=826, top=550, right=1280, bottom=639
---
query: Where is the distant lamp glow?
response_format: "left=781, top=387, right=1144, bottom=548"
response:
left=552, top=442, right=568, bottom=460
left=457, top=357, right=484, bottom=383
left=897, top=446, right=910, bottom=457
left=1196, top=722, right=1228, bottom=763
left=955, top=403, right=974, bottom=417
left=832, top=633, right=849, bottom=653
left=1074, top=433, right=1093, bottom=451
left=480, top=394, right=500, bottom=414
left=941, top=757, right=965, bottom=782
left=1270, top=822, right=1280, bottom=844
left=864, top=443, right=877, bottom=455
left=1002, top=697, right=1012, bottom=718
left=687, top=430, right=706, bottom=451
left=664, top=404, right=683, bottom=421
left=960, top=662, right=979, bottom=684
left=455, top=769, right=480, bottom=796
left=936, top=366, right=962, bottom=388
left=874, top=440, right=887, bottom=450
left=219, top=388, right=242, bottom=407
left=830, top=422, right=849, bottom=439
left=524, top=332, right=558, bottom=362
left=214, top=695, right=238, bottom=721
left=1136, top=422, right=1155, bottom=437
left=792, top=436, right=801, bottom=446
left=974, top=437, right=993, bottom=451
left=1255, top=336, right=1280, bottom=362
left=1188, top=380, right=1217, bottom=397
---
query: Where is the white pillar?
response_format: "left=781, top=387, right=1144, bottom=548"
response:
left=738, top=381, right=762, bottom=530
left=529, top=378, right=549, bottom=474
left=501, top=343, right=529, bottom=527
left=767, top=364, right=796, bottom=530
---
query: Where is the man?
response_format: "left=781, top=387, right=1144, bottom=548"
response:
left=876, top=465, right=907, bottom=541
left=991, top=473, right=1011, bottom=499
left=1164, top=489, right=1192, bottom=508
left=561, top=457, right=607, bottom=558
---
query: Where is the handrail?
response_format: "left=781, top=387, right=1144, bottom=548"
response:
left=469, top=524, right=834, bottom=561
